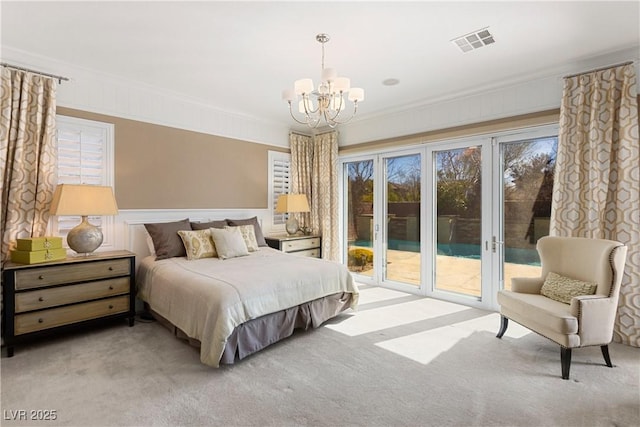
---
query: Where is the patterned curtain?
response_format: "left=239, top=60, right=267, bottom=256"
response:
left=311, top=131, right=339, bottom=261
left=290, top=132, right=313, bottom=230
left=0, top=67, right=58, bottom=265
left=290, top=131, right=340, bottom=261
left=550, top=63, right=639, bottom=347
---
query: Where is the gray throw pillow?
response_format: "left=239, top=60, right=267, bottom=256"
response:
left=144, top=218, right=192, bottom=260
left=190, top=220, right=227, bottom=230
left=225, top=216, right=267, bottom=247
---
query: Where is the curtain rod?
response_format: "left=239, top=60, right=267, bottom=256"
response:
left=289, top=129, right=339, bottom=137
left=1, top=62, right=70, bottom=83
left=289, top=131, right=312, bottom=137
left=563, top=61, right=634, bottom=79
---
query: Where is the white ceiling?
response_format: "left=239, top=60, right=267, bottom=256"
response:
left=2, top=1, right=639, bottom=132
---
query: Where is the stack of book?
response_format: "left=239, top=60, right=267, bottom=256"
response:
left=10, top=237, right=66, bottom=264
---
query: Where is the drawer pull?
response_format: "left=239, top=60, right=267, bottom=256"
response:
left=38, top=297, right=44, bottom=302
left=109, top=305, right=114, bottom=309
left=38, top=318, right=44, bottom=323
left=108, top=267, right=114, bottom=271
left=39, top=275, right=44, bottom=280
left=109, top=285, right=114, bottom=290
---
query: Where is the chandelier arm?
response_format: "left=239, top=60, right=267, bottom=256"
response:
left=290, top=99, right=325, bottom=128
left=325, top=92, right=346, bottom=122
left=287, top=102, right=311, bottom=125
left=301, top=95, right=321, bottom=115
left=327, top=101, right=359, bottom=125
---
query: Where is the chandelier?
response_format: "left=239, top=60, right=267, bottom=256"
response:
left=282, top=33, right=364, bottom=129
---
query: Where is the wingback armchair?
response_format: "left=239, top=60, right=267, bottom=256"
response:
left=496, top=236, right=627, bottom=379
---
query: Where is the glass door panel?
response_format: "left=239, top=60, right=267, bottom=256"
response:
left=383, top=153, right=421, bottom=286
left=500, top=136, right=558, bottom=290
left=345, top=159, right=375, bottom=279
left=434, top=145, right=483, bottom=297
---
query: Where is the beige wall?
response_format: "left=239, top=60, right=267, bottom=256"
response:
left=57, top=107, right=288, bottom=209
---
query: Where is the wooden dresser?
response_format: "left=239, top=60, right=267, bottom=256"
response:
left=265, top=234, right=321, bottom=258
left=2, top=250, right=135, bottom=357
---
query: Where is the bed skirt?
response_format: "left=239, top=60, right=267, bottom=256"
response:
left=148, top=291, right=353, bottom=365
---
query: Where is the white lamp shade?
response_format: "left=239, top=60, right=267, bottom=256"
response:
left=275, top=194, right=310, bottom=214
left=49, top=184, right=118, bottom=216
left=282, top=88, right=296, bottom=101
left=348, top=87, right=365, bottom=102
left=321, top=67, right=337, bottom=81
left=294, top=78, right=314, bottom=95
left=333, top=77, right=351, bottom=93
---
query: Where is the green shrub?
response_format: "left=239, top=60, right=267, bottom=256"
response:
left=348, top=248, right=373, bottom=267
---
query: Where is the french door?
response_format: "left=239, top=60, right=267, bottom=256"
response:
left=340, top=124, right=558, bottom=310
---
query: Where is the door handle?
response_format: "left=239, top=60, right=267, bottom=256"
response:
left=492, top=236, right=504, bottom=253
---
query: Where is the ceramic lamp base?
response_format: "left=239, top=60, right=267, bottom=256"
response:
left=285, top=218, right=299, bottom=235
left=67, top=216, right=103, bottom=254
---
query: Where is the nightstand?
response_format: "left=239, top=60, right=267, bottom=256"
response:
left=2, top=250, right=135, bottom=357
left=265, top=234, right=321, bottom=258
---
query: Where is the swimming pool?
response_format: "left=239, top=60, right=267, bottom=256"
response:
left=352, top=240, right=540, bottom=266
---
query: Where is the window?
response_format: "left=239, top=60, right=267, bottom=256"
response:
left=268, top=151, right=291, bottom=226
left=52, top=116, right=115, bottom=248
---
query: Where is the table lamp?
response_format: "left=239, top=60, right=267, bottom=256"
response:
left=49, top=184, right=118, bottom=254
left=275, top=194, right=310, bottom=235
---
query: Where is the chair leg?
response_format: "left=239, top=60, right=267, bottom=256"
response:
left=561, top=347, right=572, bottom=380
left=601, top=345, right=613, bottom=368
left=496, top=315, right=509, bottom=338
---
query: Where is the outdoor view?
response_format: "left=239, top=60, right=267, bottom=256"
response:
left=346, top=137, right=558, bottom=296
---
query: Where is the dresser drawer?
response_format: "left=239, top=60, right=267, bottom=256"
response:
left=14, top=259, right=130, bottom=290
left=14, top=295, right=130, bottom=335
left=290, top=248, right=321, bottom=258
left=15, top=277, right=130, bottom=313
left=282, top=237, right=320, bottom=252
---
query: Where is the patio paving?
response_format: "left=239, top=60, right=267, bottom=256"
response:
left=351, top=248, right=541, bottom=296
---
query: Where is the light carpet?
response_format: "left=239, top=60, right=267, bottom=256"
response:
left=1, top=285, right=638, bottom=427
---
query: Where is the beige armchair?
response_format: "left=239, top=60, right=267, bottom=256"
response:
left=496, top=236, right=627, bottom=379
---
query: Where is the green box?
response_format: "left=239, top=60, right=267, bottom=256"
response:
left=16, top=237, right=63, bottom=251
left=10, top=248, right=67, bottom=264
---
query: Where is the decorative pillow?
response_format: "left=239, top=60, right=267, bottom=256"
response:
left=144, top=230, right=156, bottom=257
left=190, top=220, right=227, bottom=231
left=225, top=217, right=267, bottom=247
left=144, top=219, right=192, bottom=260
left=177, top=229, right=217, bottom=260
left=540, top=272, right=598, bottom=304
left=225, top=225, right=258, bottom=252
left=210, top=227, right=249, bottom=260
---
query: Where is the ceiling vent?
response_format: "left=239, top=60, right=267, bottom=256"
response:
left=452, top=28, right=495, bottom=53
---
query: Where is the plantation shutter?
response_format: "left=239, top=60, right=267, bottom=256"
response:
left=270, top=152, right=291, bottom=225
left=54, top=116, right=114, bottom=240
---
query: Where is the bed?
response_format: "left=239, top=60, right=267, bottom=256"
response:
left=136, top=218, right=358, bottom=367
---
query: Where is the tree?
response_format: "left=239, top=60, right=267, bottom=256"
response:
left=435, top=147, right=482, bottom=217
left=386, top=155, right=420, bottom=202
left=347, top=160, right=373, bottom=241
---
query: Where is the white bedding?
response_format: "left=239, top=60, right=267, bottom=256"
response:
left=137, top=247, right=358, bottom=367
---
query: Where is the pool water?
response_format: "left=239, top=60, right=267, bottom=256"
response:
left=353, top=240, right=540, bottom=266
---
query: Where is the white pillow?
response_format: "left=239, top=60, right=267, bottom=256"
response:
left=210, top=227, right=249, bottom=260
left=225, top=225, right=259, bottom=252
